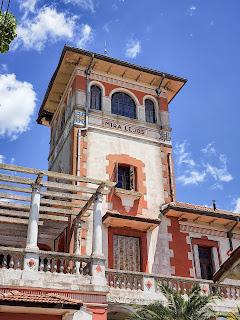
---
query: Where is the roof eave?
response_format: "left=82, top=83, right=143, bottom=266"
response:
left=37, top=45, right=187, bottom=124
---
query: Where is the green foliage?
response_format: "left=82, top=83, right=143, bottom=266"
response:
left=227, top=307, right=240, bottom=320
left=129, top=284, right=216, bottom=320
left=0, top=11, right=17, bottom=53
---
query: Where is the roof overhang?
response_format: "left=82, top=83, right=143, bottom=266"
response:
left=38, top=45, right=187, bottom=124
left=213, top=246, right=240, bottom=283
left=102, top=211, right=160, bottom=231
left=161, top=202, right=240, bottom=227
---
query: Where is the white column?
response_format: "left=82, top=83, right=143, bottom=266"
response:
left=193, top=244, right=201, bottom=278
left=212, top=247, right=220, bottom=272
left=92, top=193, right=103, bottom=257
left=74, top=219, right=82, bottom=255
left=26, top=184, right=41, bottom=250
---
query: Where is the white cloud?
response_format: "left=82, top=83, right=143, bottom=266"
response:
left=125, top=39, right=141, bottom=58
left=64, top=0, right=94, bottom=12
left=19, top=0, right=37, bottom=13
left=103, top=23, right=110, bottom=33
left=178, top=171, right=206, bottom=186
left=187, top=5, right=197, bottom=16
left=175, top=141, right=233, bottom=188
left=0, top=155, right=5, bottom=164
left=0, top=64, right=8, bottom=73
left=233, top=198, right=240, bottom=213
left=0, top=74, right=36, bottom=139
left=205, top=163, right=233, bottom=182
left=76, top=24, right=93, bottom=48
left=13, top=7, right=77, bottom=51
left=175, top=142, right=195, bottom=167
left=201, top=142, right=216, bottom=155
left=190, top=5, right=197, bottom=11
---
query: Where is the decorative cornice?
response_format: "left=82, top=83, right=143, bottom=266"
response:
left=180, top=224, right=227, bottom=237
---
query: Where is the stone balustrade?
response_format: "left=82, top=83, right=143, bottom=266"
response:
left=107, top=269, right=144, bottom=291
left=0, top=246, right=24, bottom=270
left=39, top=250, right=92, bottom=275
left=106, top=269, right=240, bottom=310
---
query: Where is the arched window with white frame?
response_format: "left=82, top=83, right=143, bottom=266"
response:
left=90, top=85, right=102, bottom=110
left=111, top=92, right=136, bottom=119
left=145, top=99, right=156, bottom=123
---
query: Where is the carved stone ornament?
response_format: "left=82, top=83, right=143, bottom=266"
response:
left=96, top=265, right=102, bottom=273
left=114, top=188, right=142, bottom=212
left=28, top=258, right=36, bottom=268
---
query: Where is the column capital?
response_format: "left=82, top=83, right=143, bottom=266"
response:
left=94, top=192, right=103, bottom=203
left=31, top=183, right=41, bottom=193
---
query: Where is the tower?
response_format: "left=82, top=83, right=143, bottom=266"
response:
left=38, top=46, right=187, bottom=273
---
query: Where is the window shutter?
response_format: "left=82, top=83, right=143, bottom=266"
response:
left=112, top=162, right=119, bottom=184
left=129, top=166, right=135, bottom=191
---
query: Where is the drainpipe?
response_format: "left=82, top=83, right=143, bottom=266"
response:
left=76, top=54, right=95, bottom=180
left=227, top=218, right=239, bottom=254
left=85, top=53, right=95, bottom=131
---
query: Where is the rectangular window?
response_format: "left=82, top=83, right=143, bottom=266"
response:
left=115, top=164, right=136, bottom=191
left=113, top=235, right=141, bottom=271
left=198, top=246, right=214, bottom=280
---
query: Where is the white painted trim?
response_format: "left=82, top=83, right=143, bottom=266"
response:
left=143, top=95, right=159, bottom=124
left=212, top=246, right=220, bottom=272
left=109, top=87, right=140, bottom=106
left=193, top=244, right=201, bottom=278
left=89, top=80, right=106, bottom=96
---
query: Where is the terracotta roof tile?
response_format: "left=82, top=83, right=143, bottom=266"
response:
left=0, top=290, right=82, bottom=306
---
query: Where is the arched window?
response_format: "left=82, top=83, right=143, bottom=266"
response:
left=145, top=99, right=156, bottom=123
left=111, top=92, right=136, bottom=119
left=90, top=85, right=102, bottom=110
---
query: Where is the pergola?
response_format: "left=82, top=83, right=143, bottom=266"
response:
left=0, top=163, right=114, bottom=253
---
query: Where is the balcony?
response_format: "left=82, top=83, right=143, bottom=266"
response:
left=0, top=163, right=240, bottom=314
left=106, top=269, right=240, bottom=312
left=0, top=162, right=114, bottom=294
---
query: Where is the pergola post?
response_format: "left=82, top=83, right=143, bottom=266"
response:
left=91, top=192, right=106, bottom=286
left=74, top=219, right=82, bottom=274
left=26, top=184, right=41, bottom=250
left=92, top=193, right=103, bottom=257
left=24, top=175, right=42, bottom=272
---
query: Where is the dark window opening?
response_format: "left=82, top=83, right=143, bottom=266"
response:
left=111, top=92, right=136, bottom=119
left=145, top=99, right=156, bottom=123
left=116, top=164, right=136, bottom=191
left=198, top=246, right=214, bottom=280
left=90, top=85, right=102, bottom=110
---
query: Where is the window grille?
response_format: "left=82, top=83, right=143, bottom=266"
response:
left=90, top=85, right=102, bottom=110
left=145, top=99, right=156, bottom=123
left=111, top=92, right=136, bottom=119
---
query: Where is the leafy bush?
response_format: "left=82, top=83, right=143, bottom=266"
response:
left=0, top=11, right=17, bottom=53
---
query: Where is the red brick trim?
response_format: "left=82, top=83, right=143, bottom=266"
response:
left=106, top=154, right=147, bottom=215
left=191, top=237, right=221, bottom=266
left=108, top=227, right=148, bottom=272
left=161, top=146, right=176, bottom=203
left=168, top=217, right=193, bottom=277
left=192, top=238, right=218, bottom=247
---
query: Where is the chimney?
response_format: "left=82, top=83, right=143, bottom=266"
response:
left=212, top=200, right=216, bottom=211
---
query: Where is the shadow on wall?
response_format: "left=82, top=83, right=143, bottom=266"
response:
left=152, top=217, right=172, bottom=276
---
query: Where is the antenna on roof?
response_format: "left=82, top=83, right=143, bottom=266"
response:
left=212, top=200, right=216, bottom=211
left=104, top=41, right=108, bottom=56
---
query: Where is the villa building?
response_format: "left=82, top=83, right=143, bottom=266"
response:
left=0, top=46, right=240, bottom=319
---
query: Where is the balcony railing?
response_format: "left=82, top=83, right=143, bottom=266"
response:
left=0, top=246, right=24, bottom=270
left=38, top=250, right=92, bottom=275
left=106, top=269, right=240, bottom=301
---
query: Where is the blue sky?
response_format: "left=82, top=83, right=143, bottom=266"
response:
left=0, top=0, right=240, bottom=212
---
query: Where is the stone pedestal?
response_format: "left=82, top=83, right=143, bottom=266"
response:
left=91, top=257, right=107, bottom=287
